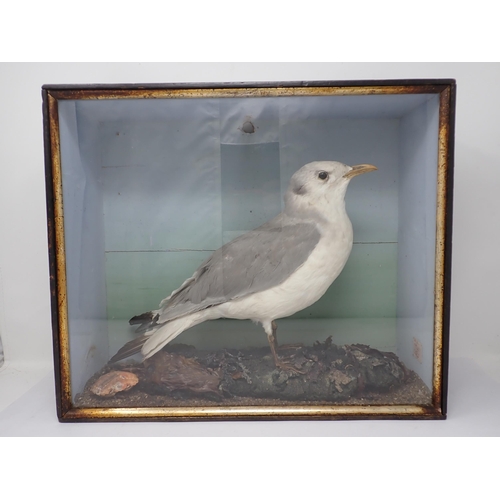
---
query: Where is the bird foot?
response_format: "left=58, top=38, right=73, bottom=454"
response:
left=274, top=357, right=305, bottom=375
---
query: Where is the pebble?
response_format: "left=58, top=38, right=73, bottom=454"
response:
left=90, top=370, right=139, bottom=397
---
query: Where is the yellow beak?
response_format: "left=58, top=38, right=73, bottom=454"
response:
left=343, top=164, right=378, bottom=180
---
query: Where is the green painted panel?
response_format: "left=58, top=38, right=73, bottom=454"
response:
left=105, top=242, right=397, bottom=321
left=220, top=143, right=281, bottom=231
left=105, top=251, right=212, bottom=320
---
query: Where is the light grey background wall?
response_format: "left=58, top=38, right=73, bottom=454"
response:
left=0, top=62, right=499, bottom=437
left=57, top=92, right=440, bottom=393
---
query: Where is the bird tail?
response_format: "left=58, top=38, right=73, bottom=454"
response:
left=141, top=314, right=203, bottom=359
left=109, top=312, right=206, bottom=364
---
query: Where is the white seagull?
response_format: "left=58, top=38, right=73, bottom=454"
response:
left=110, top=161, right=377, bottom=370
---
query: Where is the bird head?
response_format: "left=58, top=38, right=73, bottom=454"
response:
left=284, top=161, right=377, bottom=220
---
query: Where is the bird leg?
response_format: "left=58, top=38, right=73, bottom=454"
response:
left=266, top=321, right=304, bottom=374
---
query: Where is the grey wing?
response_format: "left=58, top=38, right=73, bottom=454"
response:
left=155, top=214, right=321, bottom=323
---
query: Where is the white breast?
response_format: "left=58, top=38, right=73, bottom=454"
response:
left=217, top=216, right=354, bottom=322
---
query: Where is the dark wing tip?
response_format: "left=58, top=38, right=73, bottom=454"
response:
left=109, top=335, right=148, bottom=364
left=129, top=311, right=155, bottom=325
left=129, top=311, right=159, bottom=334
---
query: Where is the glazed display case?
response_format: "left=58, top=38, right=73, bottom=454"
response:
left=43, top=80, right=455, bottom=421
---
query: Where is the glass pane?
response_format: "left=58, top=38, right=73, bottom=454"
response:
left=0, top=334, right=4, bottom=367
left=56, top=92, right=440, bottom=409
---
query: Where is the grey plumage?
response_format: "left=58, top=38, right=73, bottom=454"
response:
left=110, top=214, right=320, bottom=363
left=159, top=214, right=320, bottom=322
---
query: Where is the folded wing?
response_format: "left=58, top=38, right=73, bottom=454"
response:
left=156, top=214, right=321, bottom=324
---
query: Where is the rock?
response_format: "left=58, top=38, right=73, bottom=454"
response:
left=90, top=370, right=139, bottom=397
left=145, top=352, right=222, bottom=398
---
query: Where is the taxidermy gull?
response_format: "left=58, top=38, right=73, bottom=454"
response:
left=110, top=161, right=377, bottom=370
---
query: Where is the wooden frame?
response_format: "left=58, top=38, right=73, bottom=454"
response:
left=43, top=80, right=455, bottom=421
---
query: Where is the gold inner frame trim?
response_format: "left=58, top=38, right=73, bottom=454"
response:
left=48, top=94, right=72, bottom=412
left=48, top=84, right=447, bottom=101
left=65, top=404, right=442, bottom=421
left=432, top=86, right=452, bottom=410
left=47, top=83, right=452, bottom=420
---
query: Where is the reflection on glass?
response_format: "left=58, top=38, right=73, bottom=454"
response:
left=0, top=334, right=4, bottom=367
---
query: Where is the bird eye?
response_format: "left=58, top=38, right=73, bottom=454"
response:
left=318, top=171, right=329, bottom=180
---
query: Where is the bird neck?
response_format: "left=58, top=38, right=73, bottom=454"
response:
left=284, top=182, right=350, bottom=229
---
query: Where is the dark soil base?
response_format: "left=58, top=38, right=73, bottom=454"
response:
left=75, top=340, right=432, bottom=408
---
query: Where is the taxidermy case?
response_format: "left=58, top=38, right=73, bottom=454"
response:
left=43, top=80, right=455, bottom=421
